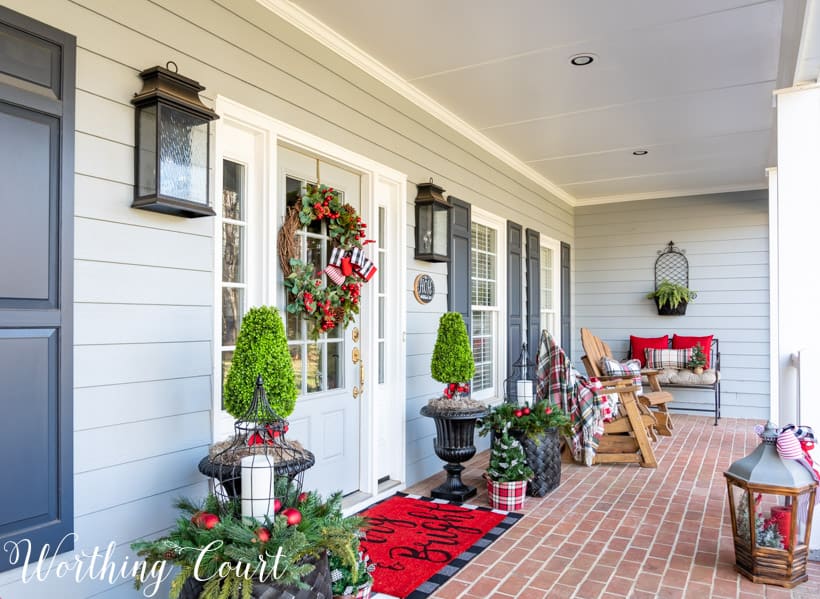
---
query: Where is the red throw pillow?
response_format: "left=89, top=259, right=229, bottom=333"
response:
left=630, top=335, right=669, bottom=367
left=672, top=334, right=714, bottom=369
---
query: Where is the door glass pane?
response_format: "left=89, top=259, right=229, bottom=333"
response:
left=306, top=343, right=322, bottom=393
left=222, top=224, right=243, bottom=283
left=289, top=345, right=303, bottom=392
left=286, top=176, right=302, bottom=207
left=327, top=342, right=342, bottom=390
left=223, top=161, right=244, bottom=219
left=378, top=342, right=385, bottom=385
left=222, top=287, right=243, bottom=346
left=286, top=311, right=300, bottom=341
left=221, top=350, right=234, bottom=409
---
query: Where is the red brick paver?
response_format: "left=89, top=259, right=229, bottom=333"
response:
left=402, top=415, right=820, bottom=598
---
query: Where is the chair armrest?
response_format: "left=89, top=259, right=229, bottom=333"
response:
left=641, top=369, right=663, bottom=392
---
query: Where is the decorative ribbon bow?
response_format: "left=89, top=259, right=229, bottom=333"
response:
left=327, top=247, right=377, bottom=283
left=443, top=382, right=470, bottom=399
left=778, top=424, right=820, bottom=482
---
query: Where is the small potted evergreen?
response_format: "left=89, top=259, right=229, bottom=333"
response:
left=646, top=279, right=697, bottom=315
left=420, top=312, right=487, bottom=501
left=484, top=424, right=533, bottom=510
left=688, top=343, right=707, bottom=375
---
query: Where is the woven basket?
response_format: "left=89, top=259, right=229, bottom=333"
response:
left=178, top=551, right=333, bottom=599
left=520, top=427, right=562, bottom=497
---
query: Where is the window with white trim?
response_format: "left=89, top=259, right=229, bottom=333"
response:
left=470, top=213, right=505, bottom=401
left=540, top=241, right=560, bottom=343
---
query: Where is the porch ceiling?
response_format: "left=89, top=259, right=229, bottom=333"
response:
left=280, top=0, right=805, bottom=205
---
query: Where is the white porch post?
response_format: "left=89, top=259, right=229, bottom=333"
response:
left=773, top=84, right=820, bottom=552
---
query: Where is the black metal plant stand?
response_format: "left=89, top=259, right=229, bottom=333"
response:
left=421, top=405, right=488, bottom=502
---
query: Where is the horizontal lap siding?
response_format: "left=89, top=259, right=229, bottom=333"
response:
left=0, top=1, right=573, bottom=596
left=574, top=190, right=769, bottom=419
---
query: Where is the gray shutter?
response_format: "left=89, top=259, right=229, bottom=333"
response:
left=561, top=242, right=571, bottom=356
left=448, top=196, right=471, bottom=336
left=525, top=228, right=541, bottom=378
left=0, top=6, right=75, bottom=572
left=507, top=221, right=523, bottom=394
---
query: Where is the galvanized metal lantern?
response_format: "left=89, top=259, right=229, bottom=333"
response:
left=414, top=180, right=451, bottom=262
left=131, top=62, right=218, bottom=217
left=504, top=342, right=534, bottom=405
left=724, top=422, right=817, bottom=588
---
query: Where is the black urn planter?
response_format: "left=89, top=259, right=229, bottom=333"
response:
left=178, top=551, right=332, bottom=599
left=420, top=405, right=488, bottom=502
left=655, top=298, right=687, bottom=315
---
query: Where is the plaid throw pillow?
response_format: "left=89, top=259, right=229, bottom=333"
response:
left=645, top=348, right=694, bottom=370
left=600, top=357, right=643, bottom=395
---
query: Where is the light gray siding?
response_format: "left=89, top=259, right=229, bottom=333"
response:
left=0, top=1, right=572, bottom=596
left=574, top=190, right=769, bottom=419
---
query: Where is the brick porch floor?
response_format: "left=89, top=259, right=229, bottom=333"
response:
left=391, top=415, right=820, bottom=599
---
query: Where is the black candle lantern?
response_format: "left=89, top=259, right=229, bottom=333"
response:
left=504, top=342, right=534, bottom=405
left=131, top=62, right=218, bottom=218
left=414, top=180, right=451, bottom=262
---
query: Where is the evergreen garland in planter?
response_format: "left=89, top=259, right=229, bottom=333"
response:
left=224, top=306, right=298, bottom=418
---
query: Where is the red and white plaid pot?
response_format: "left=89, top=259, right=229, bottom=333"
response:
left=485, top=476, right=527, bottom=510
left=334, top=583, right=372, bottom=599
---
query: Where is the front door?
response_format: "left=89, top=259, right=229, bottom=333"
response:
left=279, top=146, right=362, bottom=497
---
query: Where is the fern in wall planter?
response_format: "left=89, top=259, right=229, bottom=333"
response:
left=647, top=280, right=697, bottom=316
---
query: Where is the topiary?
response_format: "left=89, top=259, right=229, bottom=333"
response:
left=224, top=306, right=298, bottom=418
left=430, top=312, right=475, bottom=384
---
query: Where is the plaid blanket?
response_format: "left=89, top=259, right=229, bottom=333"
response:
left=534, top=330, right=603, bottom=466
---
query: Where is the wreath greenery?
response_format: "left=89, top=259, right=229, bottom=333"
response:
left=281, top=184, right=371, bottom=340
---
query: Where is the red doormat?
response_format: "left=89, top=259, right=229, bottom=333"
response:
left=359, top=493, right=521, bottom=598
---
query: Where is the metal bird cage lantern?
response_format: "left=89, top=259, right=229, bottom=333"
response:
left=504, top=342, right=534, bottom=405
left=198, top=376, right=315, bottom=517
left=724, top=422, right=817, bottom=588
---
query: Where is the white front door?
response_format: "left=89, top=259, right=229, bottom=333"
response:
left=278, top=146, right=362, bottom=497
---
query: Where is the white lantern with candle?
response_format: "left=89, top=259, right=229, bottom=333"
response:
left=516, top=379, right=534, bottom=405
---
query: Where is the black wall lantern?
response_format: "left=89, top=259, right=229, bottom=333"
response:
left=414, top=179, right=451, bottom=262
left=131, top=62, right=219, bottom=218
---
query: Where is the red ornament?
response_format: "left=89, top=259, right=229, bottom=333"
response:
left=522, top=407, right=531, bottom=415
left=514, top=410, right=523, bottom=418
left=545, top=406, right=553, bottom=415
left=298, top=492, right=309, bottom=503
left=191, top=511, right=219, bottom=530
left=273, top=498, right=282, bottom=513
left=255, top=527, right=271, bottom=543
left=281, top=507, right=302, bottom=526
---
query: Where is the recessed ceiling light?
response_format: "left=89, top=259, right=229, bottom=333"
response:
left=569, top=53, right=596, bottom=66
left=632, top=150, right=649, bottom=156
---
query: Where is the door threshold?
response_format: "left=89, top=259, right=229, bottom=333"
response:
left=341, top=482, right=406, bottom=515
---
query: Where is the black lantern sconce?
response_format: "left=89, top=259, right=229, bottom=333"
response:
left=131, top=62, right=219, bottom=218
left=414, top=179, right=452, bottom=262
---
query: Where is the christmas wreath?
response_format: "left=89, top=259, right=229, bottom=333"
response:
left=279, top=184, right=376, bottom=340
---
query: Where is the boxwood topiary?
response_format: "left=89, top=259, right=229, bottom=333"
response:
left=224, top=306, right=297, bottom=418
left=430, top=312, right=475, bottom=384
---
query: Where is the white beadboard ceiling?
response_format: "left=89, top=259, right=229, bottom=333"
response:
left=274, top=0, right=805, bottom=205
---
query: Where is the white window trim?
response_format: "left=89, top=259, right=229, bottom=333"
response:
left=540, top=235, right=561, bottom=347
left=212, top=96, right=408, bottom=510
left=470, top=206, right=506, bottom=404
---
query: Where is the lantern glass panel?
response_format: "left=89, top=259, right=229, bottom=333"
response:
left=417, top=203, right=433, bottom=254
left=137, top=104, right=157, bottom=197
left=158, top=104, right=209, bottom=204
left=432, top=206, right=448, bottom=257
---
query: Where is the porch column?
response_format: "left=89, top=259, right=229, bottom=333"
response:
left=772, top=84, right=820, bottom=551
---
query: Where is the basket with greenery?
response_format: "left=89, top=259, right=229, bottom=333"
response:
left=131, top=488, right=366, bottom=599
left=646, top=279, right=697, bottom=314
left=224, top=306, right=298, bottom=419
left=478, top=400, right=571, bottom=441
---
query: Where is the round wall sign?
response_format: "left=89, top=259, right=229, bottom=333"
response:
left=413, top=274, right=435, bottom=304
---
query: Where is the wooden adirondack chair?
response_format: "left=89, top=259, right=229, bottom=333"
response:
left=592, top=378, right=657, bottom=468
left=581, top=327, right=674, bottom=436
